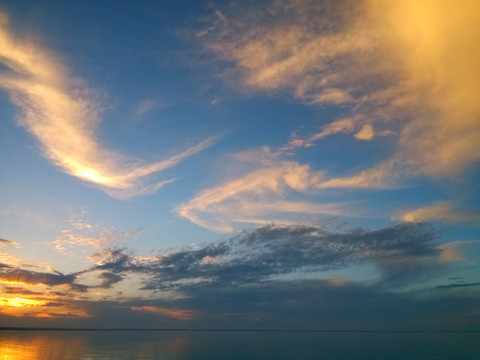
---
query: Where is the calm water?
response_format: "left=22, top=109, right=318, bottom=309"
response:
left=0, top=330, right=479, bottom=359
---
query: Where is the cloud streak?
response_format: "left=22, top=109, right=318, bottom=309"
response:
left=131, top=305, right=199, bottom=320
left=176, top=156, right=349, bottom=232
left=0, top=12, right=215, bottom=199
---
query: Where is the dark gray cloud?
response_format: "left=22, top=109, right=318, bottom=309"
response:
left=2, top=286, right=44, bottom=295
left=0, top=222, right=440, bottom=296
left=140, top=222, right=439, bottom=291
left=87, top=248, right=151, bottom=274
left=98, top=272, right=124, bottom=288
left=3, top=222, right=464, bottom=331
left=0, top=268, right=76, bottom=287
left=15, top=279, right=473, bottom=331
left=0, top=267, right=90, bottom=293
left=169, top=279, right=480, bottom=330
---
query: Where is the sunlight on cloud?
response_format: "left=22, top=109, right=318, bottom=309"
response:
left=177, top=156, right=349, bottom=232
left=0, top=295, right=91, bottom=319
left=354, top=124, right=374, bottom=141
left=0, top=12, right=215, bottom=199
left=0, top=267, right=92, bottom=318
left=288, top=118, right=356, bottom=148
left=0, top=238, right=21, bottom=267
left=180, top=0, right=480, bottom=230
left=439, top=240, right=480, bottom=262
left=206, top=0, right=480, bottom=188
left=400, top=202, right=480, bottom=224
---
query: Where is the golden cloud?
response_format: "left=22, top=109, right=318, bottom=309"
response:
left=206, top=0, right=480, bottom=187
left=0, top=12, right=215, bottom=199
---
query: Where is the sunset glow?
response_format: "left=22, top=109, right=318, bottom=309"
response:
left=0, top=0, right=478, bottom=331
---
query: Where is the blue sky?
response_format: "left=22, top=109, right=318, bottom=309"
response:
left=0, top=0, right=479, bottom=329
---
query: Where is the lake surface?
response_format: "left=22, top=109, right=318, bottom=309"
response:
left=0, top=330, right=479, bottom=359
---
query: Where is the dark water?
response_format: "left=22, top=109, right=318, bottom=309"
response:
left=0, top=330, right=479, bottom=359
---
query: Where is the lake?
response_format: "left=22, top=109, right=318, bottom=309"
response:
left=0, top=330, right=479, bottom=359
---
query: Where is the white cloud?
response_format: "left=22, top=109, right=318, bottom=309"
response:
left=0, top=12, right=215, bottom=199
left=176, top=152, right=352, bottom=232
left=49, top=209, right=140, bottom=256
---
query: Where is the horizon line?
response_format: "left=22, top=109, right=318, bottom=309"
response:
left=0, top=327, right=478, bottom=333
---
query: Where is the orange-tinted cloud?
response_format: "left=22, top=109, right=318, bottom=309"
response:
left=0, top=296, right=91, bottom=318
left=439, top=240, right=480, bottom=262
left=131, top=305, right=199, bottom=320
left=400, top=202, right=480, bottom=224
left=205, top=0, right=480, bottom=188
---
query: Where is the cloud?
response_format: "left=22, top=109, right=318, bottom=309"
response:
left=131, top=306, right=199, bottom=320
left=0, top=238, right=19, bottom=247
left=204, top=0, right=480, bottom=188
left=0, top=293, right=91, bottom=319
left=142, top=222, right=440, bottom=292
left=172, top=279, right=480, bottom=330
left=0, top=238, right=21, bottom=267
left=438, top=240, right=480, bottom=262
left=288, top=118, right=356, bottom=148
left=49, top=221, right=439, bottom=296
left=176, top=156, right=352, bottom=232
left=0, top=268, right=76, bottom=287
left=399, top=202, right=480, bottom=224
left=0, top=11, right=215, bottom=199
left=354, top=124, right=374, bottom=141
left=434, top=282, right=480, bottom=290
left=131, top=97, right=164, bottom=120
left=50, top=209, right=141, bottom=256
left=3, top=221, right=478, bottom=329
left=3, top=277, right=479, bottom=329
left=176, top=145, right=406, bottom=232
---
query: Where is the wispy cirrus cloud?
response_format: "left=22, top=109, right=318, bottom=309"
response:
left=203, top=0, right=480, bottom=189
left=49, top=209, right=140, bottom=257
left=0, top=12, right=215, bottom=199
left=0, top=238, right=21, bottom=267
left=176, top=150, right=351, bottom=232
left=178, top=0, right=479, bottom=230
left=131, top=96, right=165, bottom=120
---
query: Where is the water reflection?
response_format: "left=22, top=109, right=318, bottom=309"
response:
left=0, top=330, right=479, bottom=360
left=0, top=331, right=190, bottom=360
left=0, top=333, right=86, bottom=360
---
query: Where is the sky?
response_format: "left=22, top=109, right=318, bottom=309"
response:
left=0, top=0, right=479, bottom=330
